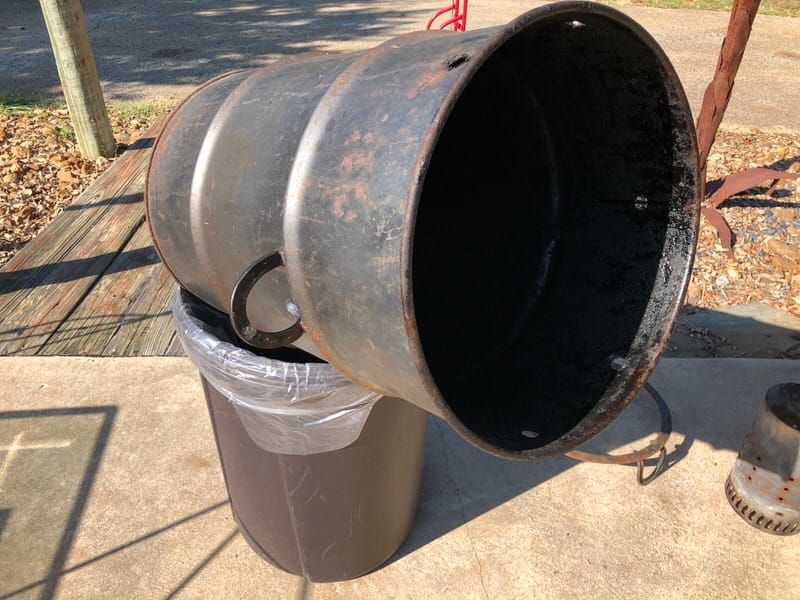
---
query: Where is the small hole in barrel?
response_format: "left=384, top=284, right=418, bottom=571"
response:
left=445, top=53, right=470, bottom=70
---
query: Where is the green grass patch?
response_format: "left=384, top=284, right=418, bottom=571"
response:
left=0, top=94, right=34, bottom=112
left=602, top=0, right=798, bottom=17
left=0, top=95, right=181, bottom=120
left=52, top=125, right=76, bottom=142
left=111, top=98, right=181, bottom=121
left=0, top=94, right=67, bottom=115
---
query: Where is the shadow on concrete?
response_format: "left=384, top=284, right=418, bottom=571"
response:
left=0, top=510, right=10, bottom=543
left=394, top=418, right=575, bottom=560
left=394, top=396, right=693, bottom=562
left=666, top=305, right=800, bottom=359
left=0, top=406, right=116, bottom=600
left=390, top=308, right=800, bottom=559
left=393, top=354, right=798, bottom=560
left=1, top=0, right=433, bottom=100
left=1, top=499, right=232, bottom=600
left=295, top=578, right=312, bottom=600
left=163, top=527, right=238, bottom=600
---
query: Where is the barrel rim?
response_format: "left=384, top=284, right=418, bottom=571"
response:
left=401, top=0, right=702, bottom=459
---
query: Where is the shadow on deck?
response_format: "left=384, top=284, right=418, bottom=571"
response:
left=0, top=121, right=182, bottom=357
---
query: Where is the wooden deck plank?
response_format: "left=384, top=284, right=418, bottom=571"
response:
left=0, top=122, right=163, bottom=356
left=38, top=223, right=181, bottom=356
left=103, top=260, right=182, bottom=356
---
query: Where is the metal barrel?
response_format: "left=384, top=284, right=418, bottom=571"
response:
left=146, top=2, right=701, bottom=459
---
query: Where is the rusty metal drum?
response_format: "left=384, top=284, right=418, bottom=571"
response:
left=146, top=2, right=701, bottom=459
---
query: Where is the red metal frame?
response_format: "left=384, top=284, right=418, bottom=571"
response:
left=426, top=0, right=468, bottom=32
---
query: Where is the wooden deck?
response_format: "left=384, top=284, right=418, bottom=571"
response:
left=0, top=121, right=183, bottom=356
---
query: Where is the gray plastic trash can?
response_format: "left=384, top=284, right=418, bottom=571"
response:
left=173, top=287, right=429, bottom=581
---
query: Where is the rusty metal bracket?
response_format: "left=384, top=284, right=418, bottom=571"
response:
left=695, top=0, right=761, bottom=176
left=702, top=168, right=800, bottom=258
left=566, top=382, right=672, bottom=486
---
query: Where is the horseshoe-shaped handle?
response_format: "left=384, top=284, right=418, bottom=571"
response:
left=229, top=252, right=304, bottom=349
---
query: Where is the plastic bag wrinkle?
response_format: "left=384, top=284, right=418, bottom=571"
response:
left=172, top=286, right=382, bottom=455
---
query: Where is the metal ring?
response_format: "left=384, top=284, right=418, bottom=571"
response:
left=229, top=252, right=304, bottom=349
left=565, top=382, right=672, bottom=485
left=637, top=447, right=667, bottom=486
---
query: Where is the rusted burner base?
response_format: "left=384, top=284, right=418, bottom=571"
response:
left=725, top=475, right=799, bottom=535
left=725, top=383, right=800, bottom=536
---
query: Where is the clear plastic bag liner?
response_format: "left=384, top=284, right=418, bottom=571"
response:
left=172, top=286, right=381, bottom=455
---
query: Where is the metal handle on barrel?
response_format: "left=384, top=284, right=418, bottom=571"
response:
left=229, top=252, right=304, bottom=348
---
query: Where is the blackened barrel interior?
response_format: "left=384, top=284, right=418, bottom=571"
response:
left=413, top=15, right=696, bottom=452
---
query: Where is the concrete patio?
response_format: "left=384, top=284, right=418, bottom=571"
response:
left=2, top=357, right=798, bottom=599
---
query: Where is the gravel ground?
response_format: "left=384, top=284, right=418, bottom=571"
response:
left=1, top=107, right=799, bottom=317
left=696, top=131, right=800, bottom=316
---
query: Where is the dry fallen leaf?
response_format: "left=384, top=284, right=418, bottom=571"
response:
left=0, top=105, right=164, bottom=267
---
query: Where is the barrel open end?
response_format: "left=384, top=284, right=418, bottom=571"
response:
left=410, top=3, right=701, bottom=458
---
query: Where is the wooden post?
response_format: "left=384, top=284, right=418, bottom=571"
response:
left=39, top=0, right=116, bottom=159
